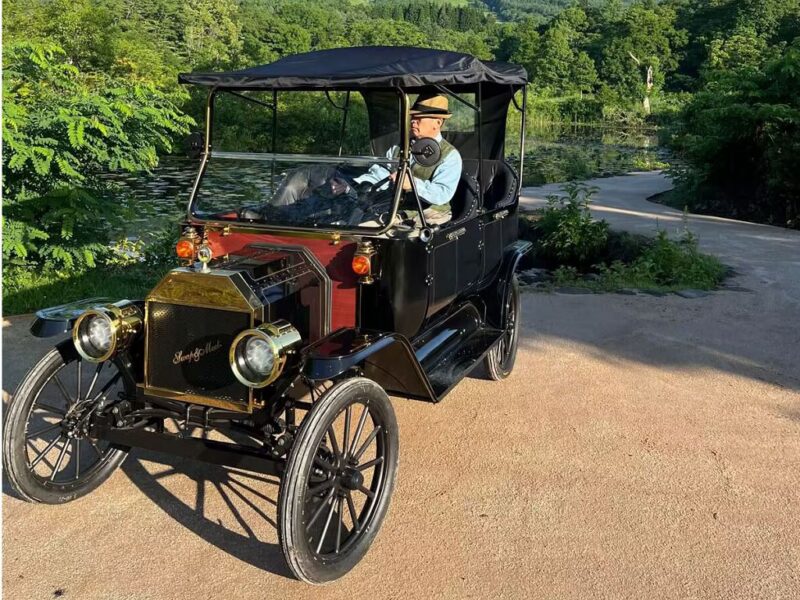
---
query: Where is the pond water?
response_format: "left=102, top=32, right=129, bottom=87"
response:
left=105, top=157, right=198, bottom=235
left=109, top=123, right=670, bottom=234
left=516, top=122, right=670, bottom=186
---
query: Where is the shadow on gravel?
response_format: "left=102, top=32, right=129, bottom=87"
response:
left=121, top=450, right=294, bottom=579
left=515, top=294, right=800, bottom=392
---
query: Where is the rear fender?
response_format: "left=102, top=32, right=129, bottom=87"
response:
left=484, top=240, right=531, bottom=329
left=302, top=328, right=435, bottom=402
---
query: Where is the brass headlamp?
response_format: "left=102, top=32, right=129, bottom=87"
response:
left=229, top=320, right=302, bottom=388
left=72, top=300, right=144, bottom=363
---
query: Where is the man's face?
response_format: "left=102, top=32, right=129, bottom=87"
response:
left=411, top=115, right=443, bottom=140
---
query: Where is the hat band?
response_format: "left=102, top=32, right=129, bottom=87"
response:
left=411, top=106, right=450, bottom=116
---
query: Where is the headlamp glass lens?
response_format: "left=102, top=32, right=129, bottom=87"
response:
left=244, top=337, right=273, bottom=376
left=87, top=316, right=113, bottom=354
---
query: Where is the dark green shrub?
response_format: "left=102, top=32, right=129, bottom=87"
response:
left=593, top=230, right=726, bottom=291
left=669, top=39, right=800, bottom=228
left=536, top=182, right=609, bottom=269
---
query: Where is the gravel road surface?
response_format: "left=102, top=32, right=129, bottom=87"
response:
left=3, top=172, right=799, bottom=599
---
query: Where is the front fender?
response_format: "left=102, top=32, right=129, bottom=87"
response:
left=50, top=337, right=141, bottom=390
left=30, top=297, right=143, bottom=338
left=302, top=328, right=436, bottom=402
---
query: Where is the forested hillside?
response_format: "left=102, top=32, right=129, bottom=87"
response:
left=481, top=0, right=627, bottom=23
left=3, top=0, right=799, bottom=289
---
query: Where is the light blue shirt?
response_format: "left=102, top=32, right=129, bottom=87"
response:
left=355, top=134, right=462, bottom=206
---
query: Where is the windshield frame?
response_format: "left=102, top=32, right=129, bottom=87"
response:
left=187, top=87, right=411, bottom=237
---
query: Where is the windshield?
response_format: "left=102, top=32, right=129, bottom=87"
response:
left=193, top=153, right=399, bottom=229
left=190, top=89, right=404, bottom=231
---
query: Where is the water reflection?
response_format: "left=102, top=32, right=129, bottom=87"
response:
left=514, top=122, right=670, bottom=186
left=102, top=157, right=198, bottom=235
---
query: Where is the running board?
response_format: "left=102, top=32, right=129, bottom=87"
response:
left=423, top=326, right=502, bottom=400
left=412, top=302, right=503, bottom=401
left=302, top=303, right=504, bottom=404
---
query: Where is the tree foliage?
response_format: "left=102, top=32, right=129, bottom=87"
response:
left=2, top=42, right=193, bottom=270
left=671, top=39, right=800, bottom=227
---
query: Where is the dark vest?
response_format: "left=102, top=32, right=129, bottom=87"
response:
left=394, top=138, right=457, bottom=212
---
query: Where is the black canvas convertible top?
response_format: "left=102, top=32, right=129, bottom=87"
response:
left=179, top=46, right=527, bottom=89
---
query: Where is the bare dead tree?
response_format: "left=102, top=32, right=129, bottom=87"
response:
left=629, top=51, right=654, bottom=114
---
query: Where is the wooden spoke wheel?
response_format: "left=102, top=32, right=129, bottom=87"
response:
left=3, top=346, right=131, bottom=504
left=278, top=377, right=399, bottom=583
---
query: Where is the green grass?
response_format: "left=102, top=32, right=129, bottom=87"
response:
left=3, top=262, right=173, bottom=315
left=550, top=247, right=726, bottom=293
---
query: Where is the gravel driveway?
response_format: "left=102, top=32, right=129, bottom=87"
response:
left=3, top=172, right=799, bottom=599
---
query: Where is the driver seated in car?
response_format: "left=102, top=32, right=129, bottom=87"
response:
left=335, top=94, right=463, bottom=226
left=273, top=94, right=462, bottom=226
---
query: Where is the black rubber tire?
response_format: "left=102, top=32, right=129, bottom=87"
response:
left=3, top=346, right=130, bottom=504
left=484, top=275, right=521, bottom=380
left=278, top=377, right=399, bottom=584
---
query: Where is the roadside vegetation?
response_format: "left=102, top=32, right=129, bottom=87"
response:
left=2, top=0, right=795, bottom=313
left=519, top=183, right=726, bottom=293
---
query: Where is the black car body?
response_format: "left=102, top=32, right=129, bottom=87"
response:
left=4, top=47, right=530, bottom=584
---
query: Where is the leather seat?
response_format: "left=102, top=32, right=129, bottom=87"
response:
left=482, top=160, right=518, bottom=210
left=447, top=160, right=479, bottom=227
left=447, top=159, right=518, bottom=226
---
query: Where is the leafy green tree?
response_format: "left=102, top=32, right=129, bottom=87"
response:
left=594, top=1, right=686, bottom=109
left=705, top=27, right=770, bottom=71
left=184, top=0, right=242, bottom=69
left=573, top=51, right=599, bottom=94
left=672, top=39, right=800, bottom=227
left=349, top=19, right=428, bottom=47
left=529, top=23, right=577, bottom=94
left=496, top=18, right=540, bottom=68
left=671, top=0, right=800, bottom=83
left=2, top=43, right=193, bottom=270
left=239, top=3, right=312, bottom=65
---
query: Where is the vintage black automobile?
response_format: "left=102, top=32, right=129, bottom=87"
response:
left=3, top=47, right=530, bottom=583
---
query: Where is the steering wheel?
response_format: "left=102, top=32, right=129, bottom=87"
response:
left=366, top=175, right=393, bottom=196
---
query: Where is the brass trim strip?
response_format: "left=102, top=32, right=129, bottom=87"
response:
left=145, top=299, right=253, bottom=314
left=139, top=385, right=251, bottom=414
left=211, top=151, right=398, bottom=166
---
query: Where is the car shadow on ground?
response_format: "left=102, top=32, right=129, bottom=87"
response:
left=120, top=449, right=294, bottom=579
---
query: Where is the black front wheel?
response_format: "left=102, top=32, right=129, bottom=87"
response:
left=3, top=345, right=131, bottom=504
left=278, top=377, right=399, bottom=584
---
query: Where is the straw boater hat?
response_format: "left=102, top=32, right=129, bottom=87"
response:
left=410, top=94, right=452, bottom=119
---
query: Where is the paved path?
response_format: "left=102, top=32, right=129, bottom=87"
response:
left=3, top=172, right=799, bottom=599
left=521, top=172, right=800, bottom=386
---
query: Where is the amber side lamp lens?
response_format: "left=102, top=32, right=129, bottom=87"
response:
left=176, top=238, right=196, bottom=259
left=352, top=255, right=371, bottom=276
